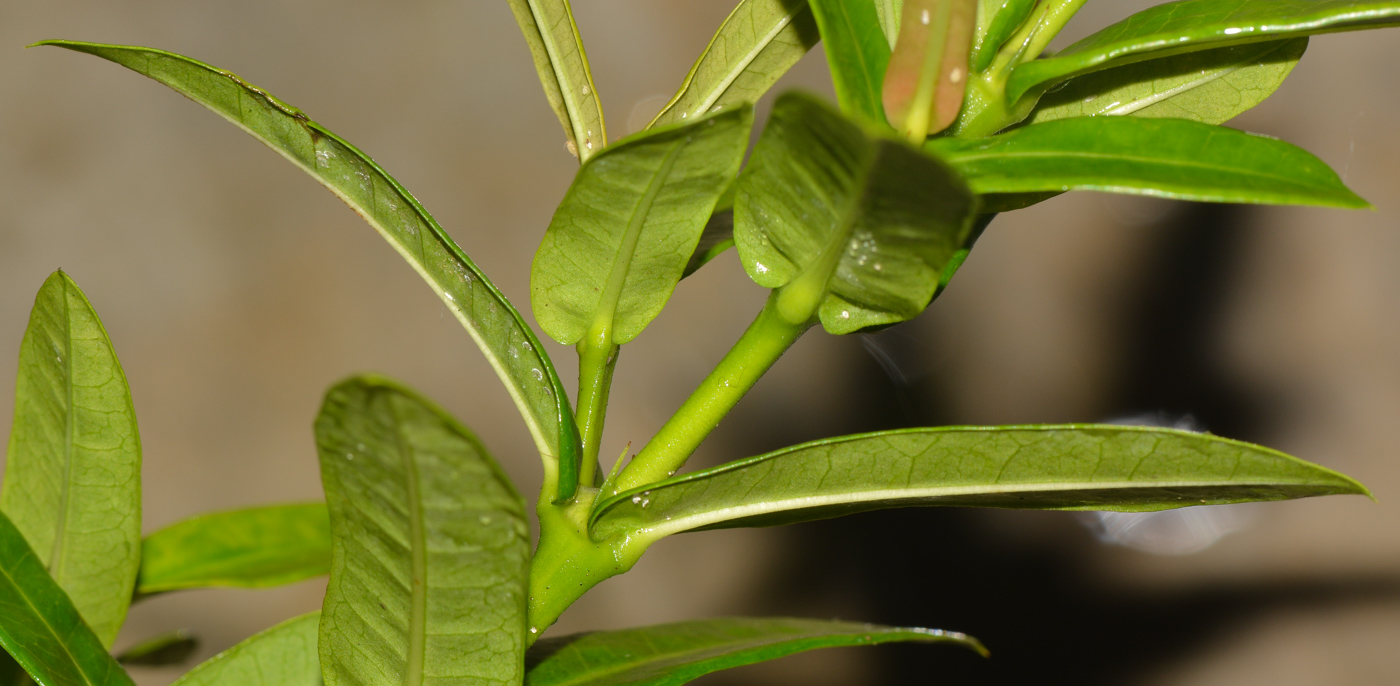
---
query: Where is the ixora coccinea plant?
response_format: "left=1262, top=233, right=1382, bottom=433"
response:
left=2, top=0, right=1398, bottom=684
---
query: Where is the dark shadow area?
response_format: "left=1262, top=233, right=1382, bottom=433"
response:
left=704, top=204, right=1400, bottom=684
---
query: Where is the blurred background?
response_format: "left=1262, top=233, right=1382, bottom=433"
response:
left=2, top=1, right=1399, bottom=684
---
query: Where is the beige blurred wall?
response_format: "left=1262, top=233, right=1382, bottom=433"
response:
left=1, top=2, right=1398, bottom=685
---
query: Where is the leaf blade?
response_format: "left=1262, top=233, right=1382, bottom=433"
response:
left=0, top=511, right=136, bottom=686
left=532, top=107, right=753, bottom=346
left=316, top=377, right=530, bottom=686
left=137, top=503, right=330, bottom=595
left=525, top=617, right=982, bottom=686
left=927, top=116, right=1368, bottom=208
left=169, top=613, right=319, bottom=686
left=649, top=0, right=819, bottom=129
left=1006, top=0, right=1400, bottom=104
left=505, top=0, right=607, bottom=160
left=1, top=270, right=140, bottom=648
left=591, top=425, right=1368, bottom=540
left=808, top=0, right=893, bottom=126
left=39, top=40, right=582, bottom=500
left=1027, top=39, right=1307, bottom=126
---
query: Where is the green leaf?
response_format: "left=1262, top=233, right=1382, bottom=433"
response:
left=525, top=617, right=983, bottom=686
left=682, top=209, right=735, bottom=278
left=0, top=510, right=135, bottom=686
left=591, top=425, right=1368, bottom=540
left=316, top=377, right=530, bottom=686
left=137, top=504, right=330, bottom=595
left=168, top=613, right=319, bottom=686
left=972, top=0, right=1037, bottom=72
left=531, top=107, right=753, bottom=346
left=116, top=631, right=198, bottom=666
left=874, top=0, right=903, bottom=48
left=1, top=270, right=140, bottom=648
left=808, top=0, right=892, bottom=126
left=39, top=41, right=583, bottom=501
left=734, top=92, right=976, bottom=334
left=505, top=0, right=607, bottom=161
left=927, top=116, right=1369, bottom=208
left=649, top=0, right=819, bottom=129
left=1027, top=38, right=1307, bottom=126
left=1006, top=0, right=1400, bottom=105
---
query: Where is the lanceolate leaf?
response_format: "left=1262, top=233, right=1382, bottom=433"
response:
left=1005, top=0, right=1400, bottom=105
left=532, top=107, right=752, bottom=346
left=169, top=613, right=319, bottom=686
left=972, top=0, right=1037, bottom=72
left=316, top=377, right=530, bottom=686
left=505, top=0, right=607, bottom=160
left=808, top=0, right=892, bottom=126
left=649, top=0, right=819, bottom=129
left=874, top=0, right=903, bottom=47
left=0, top=511, right=135, bottom=686
left=927, top=116, right=1368, bottom=208
left=735, top=93, right=975, bottom=334
left=525, top=618, right=984, bottom=686
left=1028, top=39, right=1307, bottom=125
left=591, top=426, right=1369, bottom=540
left=137, top=503, right=330, bottom=595
left=40, top=41, right=583, bottom=501
left=1, top=270, right=140, bottom=648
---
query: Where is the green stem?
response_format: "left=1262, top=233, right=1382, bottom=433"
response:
left=610, top=292, right=812, bottom=495
left=574, top=334, right=618, bottom=488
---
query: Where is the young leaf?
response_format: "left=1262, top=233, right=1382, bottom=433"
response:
left=39, top=41, right=583, bottom=502
left=137, top=504, right=330, bottom=595
left=926, top=116, right=1369, bottom=208
left=971, top=0, right=1037, bottom=72
left=1, top=270, right=140, bottom=648
left=316, top=377, right=530, bottom=686
left=168, top=613, right=319, bottom=686
left=525, top=617, right=984, bottom=686
left=734, top=92, right=976, bottom=334
left=874, top=0, right=903, bottom=47
left=1005, top=0, right=1400, bottom=105
left=591, top=425, right=1369, bottom=540
left=532, top=106, right=753, bottom=346
left=1028, top=39, right=1307, bottom=126
left=116, top=630, right=199, bottom=666
left=883, top=0, right=978, bottom=139
left=807, top=0, right=893, bottom=126
left=649, top=0, right=819, bottom=129
left=0, top=511, right=136, bottom=686
left=505, top=0, right=607, bottom=160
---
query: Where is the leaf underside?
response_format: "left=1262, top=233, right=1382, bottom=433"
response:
left=1, top=270, right=141, bottom=648
left=591, top=425, right=1368, bottom=541
left=169, top=613, right=319, bottom=686
left=526, top=617, right=983, bottom=686
left=807, top=0, right=892, bottom=127
left=316, top=377, right=530, bottom=686
left=649, top=0, right=819, bottom=129
left=138, top=503, right=330, bottom=595
left=928, top=116, right=1368, bottom=208
left=39, top=40, right=582, bottom=501
left=0, top=511, right=135, bottom=686
left=505, top=0, right=607, bottom=160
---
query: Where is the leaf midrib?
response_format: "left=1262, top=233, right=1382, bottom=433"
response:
left=388, top=395, right=427, bottom=686
left=540, top=632, right=835, bottom=686
left=0, top=545, right=97, bottom=686
left=690, top=7, right=800, bottom=118
left=947, top=148, right=1329, bottom=191
left=51, top=278, right=76, bottom=583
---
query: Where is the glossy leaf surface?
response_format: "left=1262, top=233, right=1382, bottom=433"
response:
left=525, top=617, right=982, bottom=686
left=927, top=116, right=1367, bottom=208
left=2, top=270, right=140, bottom=648
left=972, top=0, right=1037, bottom=71
left=138, top=504, right=330, bottom=594
left=316, top=377, right=530, bottom=686
left=0, top=511, right=135, bottom=686
left=116, top=631, right=198, bottom=666
left=649, top=0, right=818, bottom=128
left=592, top=425, right=1368, bottom=539
left=808, top=0, right=892, bottom=126
left=1006, top=0, right=1400, bottom=104
left=735, top=93, right=975, bottom=334
left=532, top=107, right=752, bottom=345
left=41, top=41, right=582, bottom=500
left=1028, top=39, right=1306, bottom=125
left=506, top=0, right=607, bottom=160
left=169, top=613, right=319, bottom=686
